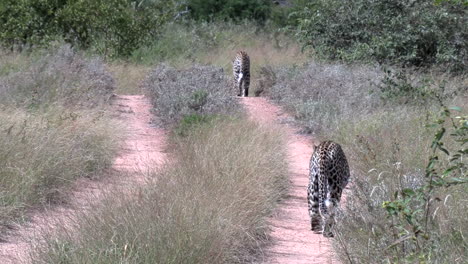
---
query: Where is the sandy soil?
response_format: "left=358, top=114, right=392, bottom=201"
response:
left=0, top=95, right=167, bottom=263
left=240, top=97, right=339, bottom=264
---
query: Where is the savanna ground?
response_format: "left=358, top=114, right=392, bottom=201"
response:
left=1, top=1, right=467, bottom=263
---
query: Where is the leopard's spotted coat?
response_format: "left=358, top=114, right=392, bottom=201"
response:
left=307, top=141, right=350, bottom=237
left=233, top=51, right=250, bottom=97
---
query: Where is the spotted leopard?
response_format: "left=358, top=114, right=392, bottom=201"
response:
left=307, top=141, right=350, bottom=237
left=233, top=51, right=250, bottom=97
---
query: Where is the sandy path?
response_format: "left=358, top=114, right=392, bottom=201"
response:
left=0, top=95, right=167, bottom=263
left=240, top=97, right=338, bottom=264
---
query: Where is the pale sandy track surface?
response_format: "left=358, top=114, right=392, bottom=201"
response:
left=240, top=97, right=339, bottom=264
left=0, top=95, right=167, bottom=263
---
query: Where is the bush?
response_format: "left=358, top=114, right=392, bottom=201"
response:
left=0, top=44, right=114, bottom=108
left=174, top=113, right=217, bottom=137
left=31, top=119, right=288, bottom=264
left=267, top=62, right=383, bottom=134
left=0, top=0, right=173, bottom=57
left=294, top=0, right=467, bottom=71
left=184, top=0, right=272, bottom=22
left=142, top=64, right=240, bottom=126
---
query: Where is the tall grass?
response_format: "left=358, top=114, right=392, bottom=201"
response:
left=107, top=62, right=150, bottom=95
left=31, top=118, right=288, bottom=263
left=0, top=45, right=119, bottom=233
left=265, top=62, right=468, bottom=263
left=330, top=109, right=467, bottom=263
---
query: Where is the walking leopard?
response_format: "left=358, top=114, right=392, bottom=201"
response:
left=307, top=141, right=350, bottom=237
left=233, top=51, right=250, bottom=97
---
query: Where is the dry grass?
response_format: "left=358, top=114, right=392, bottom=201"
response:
left=30, top=118, right=288, bottom=264
left=330, top=109, right=467, bottom=263
left=107, top=62, right=150, bottom=95
left=0, top=107, right=119, bottom=233
left=0, top=45, right=120, bottom=234
left=0, top=44, right=114, bottom=108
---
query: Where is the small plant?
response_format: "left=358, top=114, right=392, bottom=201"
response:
left=174, top=113, right=216, bottom=137
left=382, top=105, right=467, bottom=262
left=188, top=90, right=208, bottom=111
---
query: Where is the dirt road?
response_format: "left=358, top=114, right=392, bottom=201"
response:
left=240, top=97, right=338, bottom=264
left=0, top=95, right=338, bottom=264
left=0, top=95, right=167, bottom=263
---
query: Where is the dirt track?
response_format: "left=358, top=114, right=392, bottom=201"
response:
left=240, top=97, right=338, bottom=264
left=0, top=95, right=338, bottom=264
left=0, top=95, right=167, bottom=263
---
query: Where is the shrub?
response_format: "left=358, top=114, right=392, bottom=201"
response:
left=0, top=44, right=114, bottom=108
left=184, top=0, right=272, bottom=22
left=142, top=64, right=240, bottom=126
left=0, top=0, right=173, bottom=57
left=174, top=113, right=217, bottom=137
left=267, top=62, right=383, bottom=134
left=294, top=0, right=467, bottom=71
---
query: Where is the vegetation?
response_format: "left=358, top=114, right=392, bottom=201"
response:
left=184, top=0, right=272, bottom=22
left=31, top=119, right=288, bottom=264
left=142, top=64, right=240, bottom=126
left=0, top=45, right=119, bottom=233
left=0, top=0, right=173, bottom=57
left=293, top=0, right=467, bottom=71
left=264, top=61, right=467, bottom=263
left=0, top=44, right=114, bottom=108
left=0, top=0, right=466, bottom=263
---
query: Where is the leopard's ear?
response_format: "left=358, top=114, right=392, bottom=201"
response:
left=312, top=141, right=320, bottom=149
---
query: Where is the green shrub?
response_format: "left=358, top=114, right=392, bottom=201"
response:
left=0, top=0, right=173, bottom=57
left=174, top=113, right=217, bottom=137
left=185, top=0, right=272, bottom=22
left=294, top=0, right=467, bottom=71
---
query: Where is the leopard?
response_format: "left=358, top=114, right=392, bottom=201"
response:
left=233, top=51, right=250, bottom=97
left=307, top=140, right=350, bottom=237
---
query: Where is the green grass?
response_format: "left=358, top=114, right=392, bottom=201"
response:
left=30, top=118, right=289, bottom=263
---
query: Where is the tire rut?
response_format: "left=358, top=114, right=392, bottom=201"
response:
left=240, top=97, right=339, bottom=264
left=0, top=95, right=167, bottom=263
